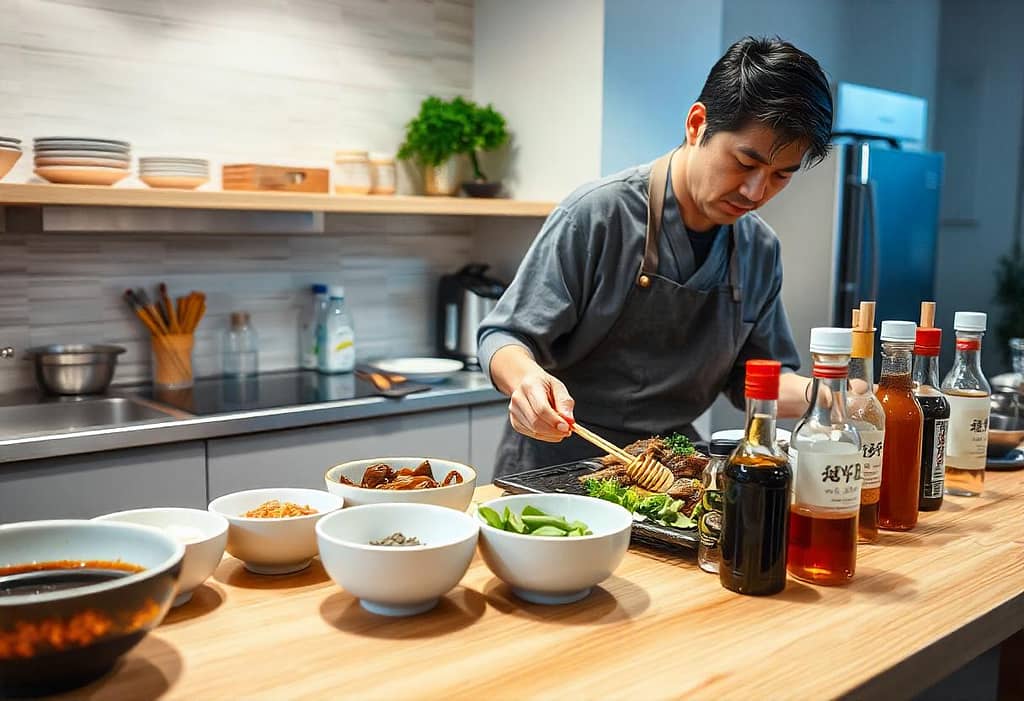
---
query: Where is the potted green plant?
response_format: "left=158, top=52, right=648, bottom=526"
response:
left=397, top=96, right=465, bottom=196
left=455, top=98, right=510, bottom=198
left=993, top=241, right=1024, bottom=373
left=397, top=96, right=510, bottom=197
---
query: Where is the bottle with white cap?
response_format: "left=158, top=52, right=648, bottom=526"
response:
left=941, top=311, right=991, bottom=497
left=787, top=327, right=862, bottom=586
left=877, top=320, right=924, bottom=531
left=317, top=285, right=355, bottom=374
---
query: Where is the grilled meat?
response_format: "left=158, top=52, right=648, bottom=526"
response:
left=598, top=436, right=709, bottom=478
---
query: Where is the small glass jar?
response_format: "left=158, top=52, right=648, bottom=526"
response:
left=697, top=439, right=736, bottom=574
left=222, top=311, right=259, bottom=378
left=333, top=150, right=372, bottom=195
left=368, top=153, right=396, bottom=195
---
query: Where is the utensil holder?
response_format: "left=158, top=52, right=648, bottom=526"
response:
left=151, top=333, right=194, bottom=389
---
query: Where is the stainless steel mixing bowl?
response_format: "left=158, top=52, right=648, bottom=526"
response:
left=24, top=344, right=126, bottom=395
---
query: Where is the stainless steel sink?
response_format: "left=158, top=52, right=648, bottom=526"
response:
left=0, top=397, right=179, bottom=440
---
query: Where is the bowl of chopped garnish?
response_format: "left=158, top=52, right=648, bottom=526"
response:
left=316, top=503, right=479, bottom=616
left=208, top=488, right=344, bottom=574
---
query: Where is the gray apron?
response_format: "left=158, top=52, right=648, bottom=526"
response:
left=494, top=149, right=751, bottom=477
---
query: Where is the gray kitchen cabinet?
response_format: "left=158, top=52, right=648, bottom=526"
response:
left=207, top=408, right=471, bottom=498
left=470, top=402, right=508, bottom=485
left=0, top=441, right=207, bottom=523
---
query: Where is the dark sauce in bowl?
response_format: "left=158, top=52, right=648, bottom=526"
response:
left=0, top=560, right=144, bottom=597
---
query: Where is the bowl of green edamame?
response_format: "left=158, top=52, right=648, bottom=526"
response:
left=476, top=493, right=632, bottom=605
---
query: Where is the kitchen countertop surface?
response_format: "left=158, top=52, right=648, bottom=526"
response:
left=44, top=474, right=1024, bottom=701
left=0, top=370, right=504, bottom=465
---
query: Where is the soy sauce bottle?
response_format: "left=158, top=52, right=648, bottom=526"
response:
left=913, top=327, right=950, bottom=511
left=719, top=360, right=792, bottom=596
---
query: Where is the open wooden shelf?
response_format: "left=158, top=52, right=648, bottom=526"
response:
left=0, top=183, right=555, bottom=218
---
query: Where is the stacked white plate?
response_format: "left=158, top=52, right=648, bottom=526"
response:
left=0, top=136, right=22, bottom=181
left=139, top=157, right=210, bottom=190
left=34, top=137, right=131, bottom=186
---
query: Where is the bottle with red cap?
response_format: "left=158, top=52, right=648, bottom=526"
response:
left=787, top=328, right=862, bottom=585
left=942, top=311, right=992, bottom=497
left=913, top=325, right=950, bottom=511
left=719, top=359, right=792, bottom=596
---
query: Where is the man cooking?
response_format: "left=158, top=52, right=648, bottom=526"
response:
left=478, top=36, right=834, bottom=477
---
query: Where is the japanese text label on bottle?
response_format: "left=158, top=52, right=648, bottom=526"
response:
left=789, top=444, right=864, bottom=513
left=946, top=394, right=990, bottom=470
left=853, top=425, right=884, bottom=491
left=924, top=418, right=949, bottom=498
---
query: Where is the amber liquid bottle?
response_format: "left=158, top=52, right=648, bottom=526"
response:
left=877, top=321, right=924, bottom=531
left=720, top=360, right=792, bottom=596
left=787, top=328, right=863, bottom=585
left=913, top=327, right=950, bottom=511
left=847, top=323, right=885, bottom=543
left=942, top=312, right=992, bottom=497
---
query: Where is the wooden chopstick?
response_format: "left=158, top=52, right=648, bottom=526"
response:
left=920, top=301, right=936, bottom=329
left=571, top=422, right=634, bottom=464
left=160, top=283, right=180, bottom=333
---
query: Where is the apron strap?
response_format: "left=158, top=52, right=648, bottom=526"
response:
left=639, top=149, right=676, bottom=288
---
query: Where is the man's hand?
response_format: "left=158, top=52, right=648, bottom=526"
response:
left=490, top=345, right=575, bottom=442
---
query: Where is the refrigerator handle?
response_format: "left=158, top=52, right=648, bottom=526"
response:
left=864, top=178, right=881, bottom=301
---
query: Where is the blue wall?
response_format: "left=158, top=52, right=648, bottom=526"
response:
left=600, top=0, right=724, bottom=175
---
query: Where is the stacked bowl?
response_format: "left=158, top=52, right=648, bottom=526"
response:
left=139, top=157, right=210, bottom=190
left=0, top=136, right=22, bottom=180
left=34, top=137, right=131, bottom=186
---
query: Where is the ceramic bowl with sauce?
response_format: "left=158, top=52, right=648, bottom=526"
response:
left=324, top=457, right=477, bottom=511
left=0, top=519, right=184, bottom=697
left=94, top=507, right=228, bottom=607
left=208, top=488, right=344, bottom=575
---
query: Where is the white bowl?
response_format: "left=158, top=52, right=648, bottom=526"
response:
left=316, top=503, right=479, bottom=616
left=476, top=493, right=632, bottom=605
left=208, top=488, right=344, bottom=575
left=93, top=507, right=228, bottom=607
left=324, top=457, right=477, bottom=511
left=371, top=357, right=464, bottom=383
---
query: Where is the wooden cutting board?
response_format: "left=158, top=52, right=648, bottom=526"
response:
left=222, top=164, right=329, bottom=193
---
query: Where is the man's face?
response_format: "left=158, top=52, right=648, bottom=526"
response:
left=684, top=120, right=807, bottom=228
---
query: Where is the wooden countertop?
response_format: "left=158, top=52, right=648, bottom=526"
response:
left=49, top=471, right=1024, bottom=700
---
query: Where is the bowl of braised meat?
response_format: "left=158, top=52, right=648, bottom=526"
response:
left=324, top=458, right=477, bottom=511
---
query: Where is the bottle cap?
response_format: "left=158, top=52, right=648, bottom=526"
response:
left=312, top=283, right=328, bottom=294
left=744, top=359, right=781, bottom=400
left=709, top=439, right=739, bottom=457
left=914, top=327, right=942, bottom=355
left=954, top=311, right=987, bottom=332
left=328, top=285, right=346, bottom=299
left=230, top=311, right=250, bottom=328
left=880, top=320, right=916, bottom=342
left=810, top=327, right=853, bottom=354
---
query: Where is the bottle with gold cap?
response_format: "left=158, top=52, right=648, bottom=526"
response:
left=847, top=302, right=886, bottom=543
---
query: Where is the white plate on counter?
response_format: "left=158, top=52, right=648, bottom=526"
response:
left=371, top=357, right=464, bottom=383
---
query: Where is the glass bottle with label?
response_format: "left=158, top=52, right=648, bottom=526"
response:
left=942, top=312, right=992, bottom=497
left=847, top=309, right=885, bottom=544
left=719, top=360, right=792, bottom=596
left=913, top=327, right=950, bottom=510
left=877, top=321, right=924, bottom=530
left=299, top=283, right=328, bottom=370
left=697, top=439, right=738, bottom=574
left=787, top=327, right=862, bottom=585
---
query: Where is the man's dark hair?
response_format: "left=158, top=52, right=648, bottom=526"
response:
left=697, top=36, right=833, bottom=167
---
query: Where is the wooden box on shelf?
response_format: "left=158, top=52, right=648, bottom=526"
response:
left=222, top=164, right=329, bottom=193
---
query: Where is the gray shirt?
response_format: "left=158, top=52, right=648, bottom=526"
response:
left=478, top=161, right=801, bottom=410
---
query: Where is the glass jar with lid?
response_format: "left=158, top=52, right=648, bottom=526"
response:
left=368, top=153, right=397, bottom=195
left=333, top=150, right=372, bottom=195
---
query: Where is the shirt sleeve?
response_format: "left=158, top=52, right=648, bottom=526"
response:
left=723, top=240, right=802, bottom=409
left=477, top=206, right=593, bottom=383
